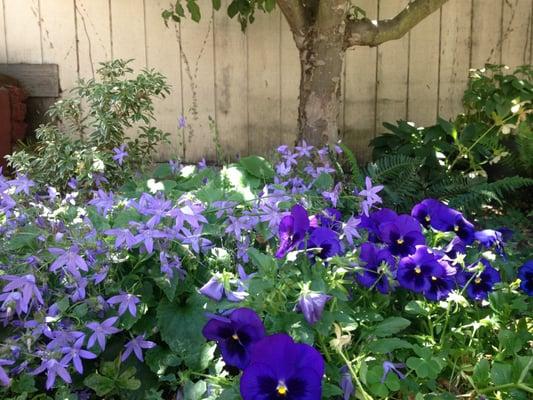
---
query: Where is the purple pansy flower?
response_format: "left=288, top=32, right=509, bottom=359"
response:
left=240, top=333, right=324, bottom=400
left=295, top=291, right=332, bottom=325
left=107, top=293, right=140, bottom=317
left=305, top=227, right=342, bottom=259
left=202, top=308, right=265, bottom=370
left=457, top=259, right=501, bottom=301
left=356, top=243, right=396, bottom=294
left=61, top=336, right=97, bottom=374
left=276, top=204, right=310, bottom=259
left=517, top=260, right=533, bottom=296
left=121, top=334, right=156, bottom=362
left=379, top=215, right=425, bottom=257
left=86, top=317, right=121, bottom=350
left=112, top=144, right=128, bottom=165
left=475, top=229, right=508, bottom=256
left=359, top=208, right=397, bottom=243
left=397, top=246, right=453, bottom=300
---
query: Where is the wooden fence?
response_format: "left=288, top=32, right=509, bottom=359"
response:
left=0, top=0, right=531, bottom=162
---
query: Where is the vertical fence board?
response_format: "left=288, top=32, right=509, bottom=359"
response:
left=4, top=0, right=42, bottom=63
left=40, top=0, right=78, bottom=94
left=471, top=0, right=503, bottom=68
left=145, top=0, right=183, bottom=161
left=407, top=7, right=440, bottom=126
left=179, top=0, right=217, bottom=162
left=110, top=0, right=146, bottom=70
left=0, top=1, right=7, bottom=63
left=501, top=0, right=532, bottom=69
left=214, top=1, right=248, bottom=160
left=375, top=0, right=409, bottom=136
left=280, top=15, right=299, bottom=147
left=247, top=9, right=281, bottom=156
left=343, top=0, right=377, bottom=162
left=75, top=0, right=111, bottom=80
left=439, top=0, right=472, bottom=119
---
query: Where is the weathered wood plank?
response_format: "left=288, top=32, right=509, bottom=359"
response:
left=343, top=0, right=378, bottom=162
left=375, top=0, right=410, bottom=135
left=247, top=8, right=281, bottom=156
left=145, top=0, right=183, bottom=161
left=471, top=0, right=503, bottom=68
left=179, top=0, right=217, bottom=162
left=501, top=0, right=532, bottom=69
left=439, top=0, right=472, bottom=119
left=0, top=64, right=58, bottom=97
left=110, top=0, right=147, bottom=70
left=0, top=1, right=7, bottom=63
left=280, top=13, right=299, bottom=147
left=214, top=0, right=248, bottom=160
left=407, top=5, right=440, bottom=126
left=75, top=0, right=111, bottom=80
left=4, top=0, right=42, bottom=63
left=39, top=0, right=78, bottom=94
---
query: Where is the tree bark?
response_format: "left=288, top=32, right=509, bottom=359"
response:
left=295, top=1, right=347, bottom=147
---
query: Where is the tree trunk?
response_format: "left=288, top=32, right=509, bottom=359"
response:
left=296, top=3, right=347, bottom=147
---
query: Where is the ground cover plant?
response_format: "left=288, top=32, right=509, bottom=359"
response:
left=0, top=140, right=531, bottom=400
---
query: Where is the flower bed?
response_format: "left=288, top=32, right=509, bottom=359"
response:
left=0, top=144, right=531, bottom=399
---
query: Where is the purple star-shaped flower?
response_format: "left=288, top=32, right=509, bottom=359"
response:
left=31, top=358, right=72, bottom=390
left=342, top=216, right=361, bottom=245
left=105, top=227, right=137, bottom=250
left=86, top=317, right=121, bottom=350
left=1, top=274, right=44, bottom=313
left=357, top=176, right=384, bottom=216
left=61, top=336, right=97, bottom=374
left=0, top=359, right=14, bottom=387
left=381, top=361, right=406, bottom=383
left=107, top=293, right=140, bottom=317
left=112, top=144, right=128, bottom=165
left=121, top=334, right=156, bottom=362
left=49, top=245, right=88, bottom=278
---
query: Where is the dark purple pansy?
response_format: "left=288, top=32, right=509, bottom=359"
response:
left=397, top=246, right=453, bottom=300
left=517, top=260, right=533, bottom=296
left=427, top=205, right=475, bottom=245
left=475, top=229, right=509, bottom=257
left=295, top=292, right=331, bottom=325
left=305, top=227, right=342, bottom=259
left=457, top=259, right=501, bottom=301
left=240, top=333, right=324, bottom=400
left=317, top=208, right=342, bottom=232
left=379, top=215, right=425, bottom=257
left=276, top=205, right=310, bottom=259
left=444, top=237, right=467, bottom=259
left=359, top=208, right=397, bottom=243
left=356, top=243, right=396, bottom=294
left=202, top=308, right=265, bottom=370
left=411, top=198, right=444, bottom=229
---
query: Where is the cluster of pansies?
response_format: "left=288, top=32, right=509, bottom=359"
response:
left=0, top=141, right=531, bottom=399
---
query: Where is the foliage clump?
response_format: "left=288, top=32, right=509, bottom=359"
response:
left=7, top=60, right=170, bottom=192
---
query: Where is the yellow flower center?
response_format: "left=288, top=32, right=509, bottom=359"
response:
left=397, top=238, right=404, bottom=245
left=454, top=225, right=460, bottom=232
left=474, top=277, right=482, bottom=284
left=277, top=383, right=288, bottom=396
left=232, top=333, right=239, bottom=340
left=431, top=276, right=437, bottom=281
left=425, top=215, right=431, bottom=222
left=414, top=267, right=421, bottom=274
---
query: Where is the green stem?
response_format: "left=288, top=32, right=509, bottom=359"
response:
left=337, top=350, right=373, bottom=400
left=478, top=382, right=533, bottom=395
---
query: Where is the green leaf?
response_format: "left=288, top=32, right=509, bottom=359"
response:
left=118, top=367, right=141, bottom=391
left=7, top=227, right=40, bottom=251
left=473, top=359, right=490, bottom=387
left=183, top=381, right=207, bottom=400
left=156, top=295, right=213, bottom=370
left=313, top=173, right=334, bottom=191
left=247, top=248, right=277, bottom=273
left=84, top=373, right=116, bottom=396
left=239, top=155, right=275, bottom=180
left=264, top=0, right=276, bottom=12
left=10, top=374, right=37, bottom=394
left=152, top=163, right=172, bottom=179
left=491, top=362, right=512, bottom=385
left=145, top=346, right=181, bottom=375
left=368, top=338, right=413, bottom=354
left=212, top=0, right=221, bottom=10
left=404, top=300, right=429, bottom=316
left=227, top=0, right=239, bottom=18
left=372, top=317, right=411, bottom=337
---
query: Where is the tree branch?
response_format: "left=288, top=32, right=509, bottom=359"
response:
left=277, top=0, right=307, bottom=39
left=344, top=0, right=449, bottom=48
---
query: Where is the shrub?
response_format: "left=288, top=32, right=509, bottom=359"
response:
left=0, top=143, right=531, bottom=399
left=6, top=60, right=171, bottom=193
